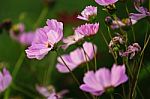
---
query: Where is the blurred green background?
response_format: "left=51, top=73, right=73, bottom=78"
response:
left=0, top=0, right=150, bottom=99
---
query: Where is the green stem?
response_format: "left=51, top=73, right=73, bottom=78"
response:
left=107, top=26, right=112, bottom=39
left=122, top=85, right=126, bottom=99
left=99, top=31, right=117, bottom=64
left=55, top=50, right=90, bottom=99
left=33, top=7, right=48, bottom=29
left=110, top=94, right=114, bottom=99
left=140, top=35, right=150, bottom=56
left=112, top=14, right=125, bottom=35
left=44, top=53, right=57, bottom=85
left=125, top=4, right=136, bottom=42
left=4, top=48, right=25, bottom=99
left=129, top=34, right=150, bottom=98
left=11, top=83, right=36, bottom=98
left=56, top=50, right=80, bottom=85
left=82, top=47, right=90, bottom=71
left=92, top=43, right=97, bottom=71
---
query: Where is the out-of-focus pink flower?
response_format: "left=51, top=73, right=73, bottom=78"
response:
left=105, top=16, right=137, bottom=30
left=75, top=23, right=99, bottom=36
left=56, top=42, right=97, bottom=73
left=0, top=68, right=12, bottom=93
left=25, top=19, right=63, bottom=60
left=18, top=32, right=35, bottom=45
left=95, top=0, right=118, bottom=6
left=36, top=85, right=68, bottom=99
left=80, top=64, right=128, bottom=96
left=62, top=32, right=84, bottom=50
left=129, top=4, right=150, bottom=21
left=10, top=23, right=35, bottom=46
left=77, top=6, right=97, bottom=21
left=119, top=43, right=141, bottom=59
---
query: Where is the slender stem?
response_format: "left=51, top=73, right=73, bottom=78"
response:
left=140, top=34, right=150, bottom=56
left=107, top=26, right=112, bottom=39
left=4, top=48, right=25, bottom=99
left=122, top=85, right=126, bottom=99
left=55, top=50, right=90, bottom=99
left=112, top=14, right=125, bottom=35
left=129, top=54, right=144, bottom=99
left=56, top=50, right=80, bottom=85
left=125, top=4, right=136, bottom=42
left=11, top=83, right=36, bottom=98
left=129, top=34, right=150, bottom=98
left=81, top=47, right=90, bottom=71
left=92, top=43, right=97, bottom=71
left=12, top=51, right=25, bottom=79
left=110, top=94, right=114, bottom=99
left=45, top=53, right=57, bottom=85
left=33, top=7, right=48, bottom=29
left=99, top=31, right=117, bottom=64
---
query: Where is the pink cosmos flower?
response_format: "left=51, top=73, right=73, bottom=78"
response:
left=56, top=42, right=97, bottom=73
left=62, top=32, right=84, bottom=50
left=25, top=19, right=63, bottom=60
left=18, top=32, right=35, bottom=45
left=0, top=68, right=12, bottom=93
left=75, top=23, right=99, bottom=36
left=80, top=64, right=128, bottom=96
left=36, top=85, right=68, bottom=99
left=95, top=0, right=118, bottom=6
left=129, top=3, right=150, bottom=21
left=10, top=23, right=35, bottom=45
left=77, top=6, right=97, bottom=21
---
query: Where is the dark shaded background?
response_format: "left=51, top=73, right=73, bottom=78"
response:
left=0, top=0, right=150, bottom=98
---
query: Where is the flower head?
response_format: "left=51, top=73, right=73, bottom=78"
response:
left=25, top=19, right=63, bottom=60
left=56, top=42, right=97, bottom=73
left=95, top=0, right=118, bottom=6
left=129, top=4, right=150, bottom=21
left=0, top=68, right=12, bottom=93
left=80, top=64, right=128, bottom=96
left=77, top=6, right=97, bottom=21
left=75, top=23, right=99, bottom=36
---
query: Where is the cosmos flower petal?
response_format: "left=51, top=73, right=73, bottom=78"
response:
left=111, top=64, right=128, bottom=87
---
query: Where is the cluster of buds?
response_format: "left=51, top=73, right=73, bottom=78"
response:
left=108, top=34, right=125, bottom=53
